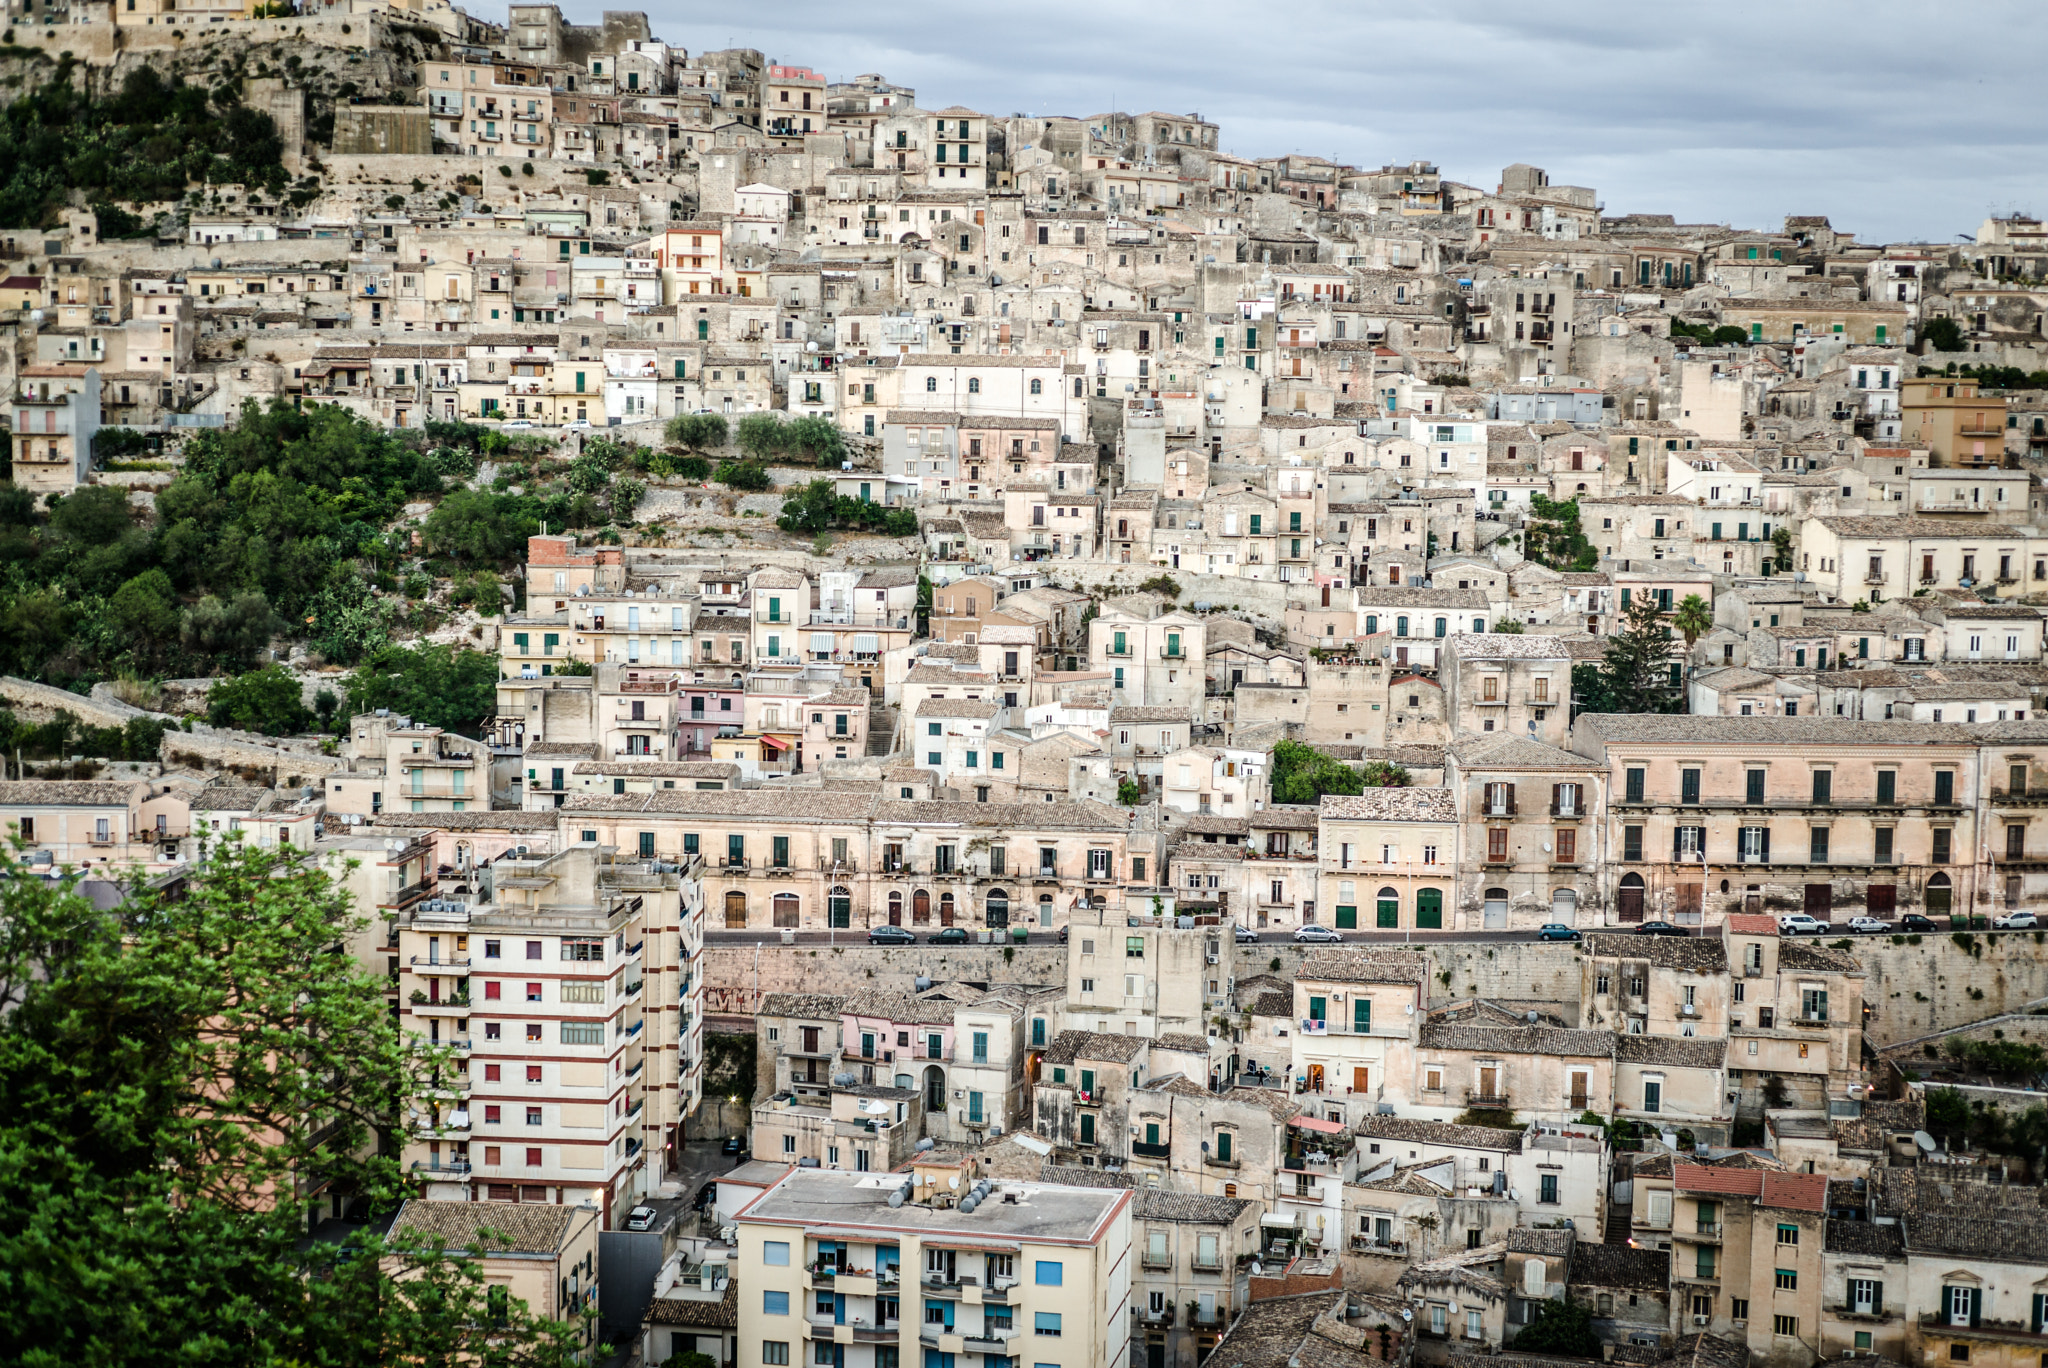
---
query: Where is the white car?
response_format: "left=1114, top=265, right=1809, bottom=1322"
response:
left=1993, top=911, right=2040, bottom=930
left=1292, top=925, right=1344, bottom=944
left=622, top=1205, right=658, bottom=1231
left=500, top=419, right=534, bottom=430
left=1845, top=917, right=1890, bottom=934
left=563, top=419, right=591, bottom=431
left=1776, top=914, right=1827, bottom=936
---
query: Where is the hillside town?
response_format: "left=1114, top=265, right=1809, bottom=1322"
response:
left=5, top=5, right=2048, bottom=1368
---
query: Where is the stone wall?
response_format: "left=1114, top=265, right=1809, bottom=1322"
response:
left=0, top=676, right=142, bottom=730
left=159, top=730, right=343, bottom=787
left=700, top=942, right=1066, bottom=1017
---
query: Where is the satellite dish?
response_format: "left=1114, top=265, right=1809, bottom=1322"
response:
left=1913, top=1130, right=1937, bottom=1153
left=949, top=1176, right=960, bottom=1189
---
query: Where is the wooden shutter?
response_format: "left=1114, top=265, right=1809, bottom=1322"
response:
left=1505, top=783, right=1517, bottom=815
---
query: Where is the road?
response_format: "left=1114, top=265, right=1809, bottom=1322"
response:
left=701, top=927, right=1559, bottom=948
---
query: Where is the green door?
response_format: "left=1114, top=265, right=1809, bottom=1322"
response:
left=1376, top=891, right=1399, bottom=928
left=1334, top=904, right=1357, bottom=929
left=1416, top=888, right=1444, bottom=929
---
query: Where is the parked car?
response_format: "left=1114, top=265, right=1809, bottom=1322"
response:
left=1845, top=917, right=1891, bottom=934
left=1635, top=920, right=1689, bottom=936
left=867, top=926, right=916, bottom=945
left=1292, top=925, right=1343, bottom=944
left=691, top=1180, right=718, bottom=1212
left=1993, top=911, right=2040, bottom=930
left=1235, top=925, right=1261, bottom=944
left=1776, top=913, right=1828, bottom=936
left=1056, top=926, right=1069, bottom=944
left=720, top=1136, right=746, bottom=1158
left=928, top=927, right=970, bottom=945
left=623, top=1205, right=659, bottom=1232
left=500, top=419, right=534, bottom=430
left=1535, top=923, right=1581, bottom=942
left=1898, top=914, right=1938, bottom=932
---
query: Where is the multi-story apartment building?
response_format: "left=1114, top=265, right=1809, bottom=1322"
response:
left=1288, top=949, right=1430, bottom=1126
left=0, top=778, right=187, bottom=869
left=392, top=844, right=704, bottom=1223
left=734, top=1164, right=1133, bottom=1368
left=10, top=362, right=99, bottom=499
left=1316, top=789, right=1458, bottom=933
left=1573, top=715, right=1983, bottom=927
left=1129, top=1189, right=1259, bottom=1367
left=1667, top=1166, right=1827, bottom=1367
left=1443, top=733, right=1605, bottom=930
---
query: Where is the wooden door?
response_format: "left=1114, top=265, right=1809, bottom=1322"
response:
left=912, top=889, right=931, bottom=924
left=1804, top=883, right=1832, bottom=919
left=1352, top=1067, right=1369, bottom=1094
left=1617, top=878, right=1645, bottom=922
left=1867, top=885, right=1896, bottom=917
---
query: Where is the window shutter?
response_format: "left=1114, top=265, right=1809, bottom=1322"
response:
left=1872, top=1283, right=1883, bottom=1319
left=1760, top=829, right=1771, bottom=863
left=1506, top=784, right=1517, bottom=815
left=1552, top=784, right=1561, bottom=813
left=1970, top=1288, right=1982, bottom=1327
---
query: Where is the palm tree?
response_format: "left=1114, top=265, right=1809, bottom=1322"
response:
left=1672, top=594, right=1713, bottom=652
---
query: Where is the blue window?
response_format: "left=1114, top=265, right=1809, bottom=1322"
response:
left=763, top=1241, right=790, bottom=1266
left=765, top=1291, right=790, bottom=1316
left=1034, top=1313, right=1062, bottom=1336
left=1035, top=1261, right=1063, bottom=1286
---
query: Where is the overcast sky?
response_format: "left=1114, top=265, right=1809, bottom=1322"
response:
left=587, top=0, right=2048, bottom=245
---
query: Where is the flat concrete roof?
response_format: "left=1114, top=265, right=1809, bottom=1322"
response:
left=735, top=1168, right=1128, bottom=1247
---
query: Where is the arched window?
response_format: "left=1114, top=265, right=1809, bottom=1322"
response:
left=1029, top=379, right=1042, bottom=395
left=772, top=893, right=800, bottom=928
left=1415, top=887, right=1444, bottom=929
left=724, top=890, right=747, bottom=928
left=985, top=888, right=1010, bottom=927
left=967, top=377, right=981, bottom=394
left=925, top=376, right=938, bottom=391
left=828, top=885, right=851, bottom=928
left=1038, top=892, right=1054, bottom=926
left=1375, top=887, right=1400, bottom=929
left=1926, top=872, right=1952, bottom=916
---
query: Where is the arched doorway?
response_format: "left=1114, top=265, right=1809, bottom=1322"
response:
left=1552, top=888, right=1578, bottom=925
left=1038, top=893, right=1054, bottom=927
left=1926, top=872, right=1952, bottom=917
left=1617, top=874, right=1645, bottom=922
left=1415, top=887, right=1443, bottom=930
left=1483, top=887, right=1509, bottom=929
left=724, top=890, right=747, bottom=928
left=772, top=893, right=800, bottom=928
left=1376, top=887, right=1400, bottom=929
left=912, top=889, right=931, bottom=924
left=828, top=886, right=851, bottom=929
left=985, top=889, right=1009, bottom=927
left=939, top=892, right=955, bottom=926
left=888, top=891, right=903, bottom=925
left=924, top=1065, right=946, bottom=1114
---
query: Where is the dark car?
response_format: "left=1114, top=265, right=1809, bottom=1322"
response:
left=928, top=927, right=971, bottom=945
left=721, top=1136, right=745, bottom=1158
left=868, top=926, right=916, bottom=945
left=1635, top=920, right=1689, bottom=936
left=1057, top=926, right=1069, bottom=944
left=1535, top=923, right=1582, bottom=942
left=691, top=1180, right=719, bottom=1212
left=1899, top=914, right=1938, bottom=932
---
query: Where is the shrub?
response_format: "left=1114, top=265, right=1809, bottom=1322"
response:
left=716, top=461, right=771, bottom=492
left=207, top=665, right=312, bottom=736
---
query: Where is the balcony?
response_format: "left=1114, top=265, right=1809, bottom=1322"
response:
left=410, top=1158, right=473, bottom=1176
left=1687, top=1222, right=1722, bottom=1242
left=1191, top=1254, right=1225, bottom=1274
left=1131, top=1140, right=1172, bottom=1159
left=411, top=998, right=473, bottom=1017
left=961, top=1332, right=1015, bottom=1354
left=1141, top=1305, right=1176, bottom=1328
left=1465, top=1090, right=1511, bottom=1109
left=410, top=955, right=471, bottom=968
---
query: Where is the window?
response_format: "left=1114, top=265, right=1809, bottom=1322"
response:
left=1625, top=767, right=1645, bottom=802
left=1776, top=1223, right=1799, bottom=1246
left=1033, top=1313, right=1062, bottom=1337
left=764, top=1292, right=790, bottom=1316
left=764, top=1241, right=790, bottom=1266
left=1540, top=1173, right=1559, bottom=1204
left=1775, top=1269, right=1798, bottom=1291
left=764, top=1345, right=791, bottom=1366
left=1035, top=1262, right=1062, bottom=1286
left=1773, top=1316, right=1797, bottom=1338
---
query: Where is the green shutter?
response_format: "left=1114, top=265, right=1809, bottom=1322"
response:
left=1353, top=999, right=1370, bottom=1033
left=1307, top=996, right=1326, bottom=1023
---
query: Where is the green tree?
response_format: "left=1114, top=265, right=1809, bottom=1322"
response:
left=1770, top=525, right=1794, bottom=575
left=1923, top=316, right=1966, bottom=352
left=735, top=412, right=790, bottom=461
left=180, top=592, right=284, bottom=673
left=106, top=567, right=182, bottom=663
left=424, top=487, right=539, bottom=564
left=207, top=663, right=314, bottom=735
left=1508, top=1300, right=1601, bottom=1357
left=717, top=460, right=772, bottom=492
left=0, top=841, right=584, bottom=1367
left=666, top=413, right=728, bottom=450
left=1671, top=593, right=1714, bottom=651
left=785, top=415, right=847, bottom=468
left=607, top=476, right=646, bottom=524
left=1358, top=760, right=1412, bottom=788
left=344, top=642, right=500, bottom=735
left=1588, top=595, right=1682, bottom=715
left=1137, top=574, right=1182, bottom=600
left=1116, top=777, right=1141, bottom=805
left=48, top=484, right=135, bottom=547
left=1523, top=494, right=1597, bottom=571
left=776, top=479, right=839, bottom=535
left=1490, top=617, right=1525, bottom=633
left=1271, top=740, right=1366, bottom=805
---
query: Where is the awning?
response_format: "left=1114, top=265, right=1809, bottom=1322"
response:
left=810, top=633, right=835, bottom=653
left=853, top=633, right=880, bottom=654
left=761, top=735, right=792, bottom=752
left=1260, top=1212, right=1302, bottom=1228
left=1290, top=1115, right=1348, bottom=1135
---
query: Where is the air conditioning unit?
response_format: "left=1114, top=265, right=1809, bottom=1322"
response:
left=1681, top=1003, right=1696, bottom=1016
left=1693, top=1316, right=1709, bottom=1327
left=1205, top=954, right=1219, bottom=965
